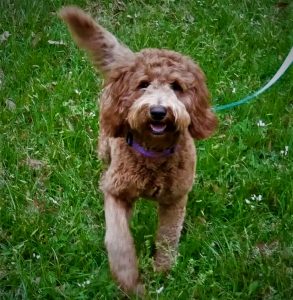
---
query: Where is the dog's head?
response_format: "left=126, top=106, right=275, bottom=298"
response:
left=60, top=7, right=217, bottom=148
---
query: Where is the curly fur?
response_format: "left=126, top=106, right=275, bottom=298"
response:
left=60, top=6, right=217, bottom=296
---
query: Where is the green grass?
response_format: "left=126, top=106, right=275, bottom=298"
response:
left=1, top=0, right=293, bottom=299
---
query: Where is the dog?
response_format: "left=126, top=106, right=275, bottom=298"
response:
left=60, top=6, right=217, bottom=295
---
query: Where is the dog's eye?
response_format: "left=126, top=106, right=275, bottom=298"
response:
left=137, top=81, right=150, bottom=90
left=170, top=81, right=183, bottom=92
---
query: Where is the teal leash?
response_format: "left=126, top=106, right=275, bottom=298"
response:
left=213, top=47, right=293, bottom=112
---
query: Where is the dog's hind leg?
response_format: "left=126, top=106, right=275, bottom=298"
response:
left=104, top=193, right=144, bottom=295
left=155, top=195, right=187, bottom=272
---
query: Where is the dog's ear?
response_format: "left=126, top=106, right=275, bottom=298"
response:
left=188, top=66, right=217, bottom=139
left=59, top=6, right=135, bottom=76
left=99, top=73, right=134, bottom=137
left=99, top=86, right=127, bottom=138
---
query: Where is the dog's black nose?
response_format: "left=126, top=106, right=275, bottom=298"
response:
left=150, top=105, right=167, bottom=121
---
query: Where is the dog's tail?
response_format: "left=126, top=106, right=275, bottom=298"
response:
left=59, top=6, right=134, bottom=75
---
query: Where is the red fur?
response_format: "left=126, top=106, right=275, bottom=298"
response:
left=60, top=6, right=217, bottom=296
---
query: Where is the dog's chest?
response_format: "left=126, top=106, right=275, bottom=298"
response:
left=135, top=157, right=195, bottom=202
left=137, top=162, right=174, bottom=198
left=101, top=137, right=196, bottom=202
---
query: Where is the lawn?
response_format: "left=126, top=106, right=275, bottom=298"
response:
left=1, top=0, right=293, bottom=299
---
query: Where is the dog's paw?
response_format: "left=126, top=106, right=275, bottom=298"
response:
left=119, top=281, right=145, bottom=298
left=154, top=251, right=175, bottom=273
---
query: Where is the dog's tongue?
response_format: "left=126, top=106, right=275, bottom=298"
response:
left=150, top=123, right=167, bottom=133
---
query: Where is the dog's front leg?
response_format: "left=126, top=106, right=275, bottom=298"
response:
left=155, top=195, right=187, bottom=272
left=104, top=193, right=143, bottom=295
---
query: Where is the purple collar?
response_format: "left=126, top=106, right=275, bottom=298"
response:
left=126, top=132, right=176, bottom=158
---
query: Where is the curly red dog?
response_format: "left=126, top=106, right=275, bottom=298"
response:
left=60, top=6, right=217, bottom=295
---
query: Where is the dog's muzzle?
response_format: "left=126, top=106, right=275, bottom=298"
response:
left=149, top=105, right=168, bottom=135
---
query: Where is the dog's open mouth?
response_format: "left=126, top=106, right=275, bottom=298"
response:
left=150, top=122, right=167, bottom=135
